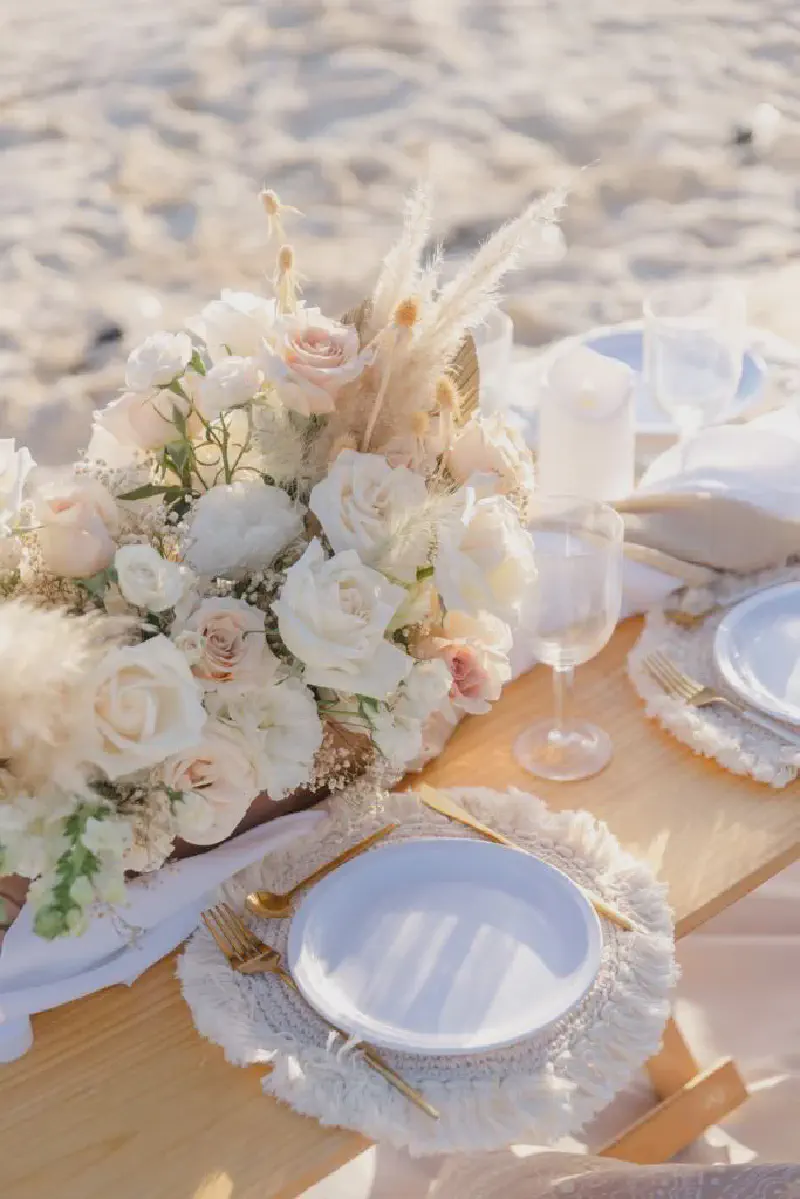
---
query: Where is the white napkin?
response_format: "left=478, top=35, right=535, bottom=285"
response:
left=0, top=810, right=326, bottom=1049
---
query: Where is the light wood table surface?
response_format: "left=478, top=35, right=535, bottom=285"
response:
left=3, top=619, right=799, bottom=1198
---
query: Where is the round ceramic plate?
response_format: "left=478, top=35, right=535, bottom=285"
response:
left=714, top=582, right=800, bottom=724
left=287, top=837, right=603, bottom=1056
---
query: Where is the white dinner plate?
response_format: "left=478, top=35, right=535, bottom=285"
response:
left=714, top=582, right=800, bottom=724
left=287, top=837, right=603, bottom=1056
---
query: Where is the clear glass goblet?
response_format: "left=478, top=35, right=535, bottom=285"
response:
left=514, top=495, right=624, bottom=782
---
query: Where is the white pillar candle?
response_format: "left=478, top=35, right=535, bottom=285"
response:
left=537, top=344, right=636, bottom=500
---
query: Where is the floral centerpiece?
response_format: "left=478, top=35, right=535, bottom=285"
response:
left=0, top=187, right=554, bottom=940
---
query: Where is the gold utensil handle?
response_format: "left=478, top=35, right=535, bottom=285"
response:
left=275, top=965, right=439, bottom=1120
left=251, top=823, right=399, bottom=910
left=417, top=784, right=641, bottom=934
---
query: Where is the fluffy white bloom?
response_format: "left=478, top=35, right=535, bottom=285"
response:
left=267, top=310, right=370, bottom=415
left=371, top=659, right=452, bottom=770
left=0, top=439, right=34, bottom=536
left=435, top=489, right=537, bottom=626
left=125, top=332, right=192, bottom=392
left=186, top=356, right=263, bottom=421
left=93, top=387, right=197, bottom=453
left=187, top=289, right=277, bottom=362
left=35, top=475, right=119, bottom=578
left=85, top=635, right=206, bottom=779
left=309, top=450, right=430, bottom=583
left=164, top=719, right=259, bottom=845
left=414, top=610, right=512, bottom=714
left=114, top=544, right=191, bottom=612
left=447, top=414, right=536, bottom=497
left=184, top=480, right=304, bottom=577
left=273, top=539, right=412, bottom=699
left=216, top=677, right=323, bottom=799
left=182, top=597, right=278, bottom=691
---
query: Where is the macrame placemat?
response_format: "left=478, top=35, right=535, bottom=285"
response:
left=628, top=565, right=800, bottom=788
left=179, top=787, right=675, bottom=1155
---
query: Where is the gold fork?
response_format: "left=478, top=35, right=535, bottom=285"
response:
left=643, top=651, right=800, bottom=749
left=202, top=903, right=440, bottom=1120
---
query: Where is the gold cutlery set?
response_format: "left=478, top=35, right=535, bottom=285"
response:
left=202, top=787, right=638, bottom=1119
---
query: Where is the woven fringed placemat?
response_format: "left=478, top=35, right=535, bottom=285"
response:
left=179, top=787, right=675, bottom=1155
left=628, top=565, right=800, bottom=788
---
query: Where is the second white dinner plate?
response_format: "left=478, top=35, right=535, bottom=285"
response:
left=714, top=582, right=800, bottom=724
left=287, top=837, right=603, bottom=1056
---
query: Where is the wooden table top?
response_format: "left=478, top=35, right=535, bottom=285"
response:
left=3, top=618, right=800, bottom=1199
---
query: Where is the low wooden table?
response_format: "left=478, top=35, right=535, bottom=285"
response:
left=3, top=620, right=800, bottom=1199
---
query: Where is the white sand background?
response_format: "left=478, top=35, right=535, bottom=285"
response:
left=2, top=0, right=800, bottom=1193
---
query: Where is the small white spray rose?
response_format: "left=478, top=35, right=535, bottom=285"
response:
left=125, top=332, right=192, bottom=392
left=187, top=290, right=278, bottom=361
left=414, top=609, right=513, bottom=715
left=93, top=387, right=197, bottom=453
left=0, top=440, right=34, bottom=537
left=185, top=356, right=263, bottom=421
left=309, top=450, right=430, bottom=582
left=273, top=539, right=412, bottom=700
left=447, top=413, right=536, bottom=497
left=114, top=544, right=191, bottom=613
left=163, top=719, right=260, bottom=845
left=183, top=597, right=279, bottom=691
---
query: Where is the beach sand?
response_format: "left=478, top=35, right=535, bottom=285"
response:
left=2, top=1, right=800, bottom=1192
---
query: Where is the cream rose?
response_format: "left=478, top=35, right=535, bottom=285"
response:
left=163, top=719, right=259, bottom=845
left=85, top=635, right=206, bottom=779
left=93, top=387, right=197, bottom=453
left=187, top=289, right=278, bottom=362
left=267, top=311, right=370, bottom=416
left=435, top=490, right=537, bottom=627
left=415, top=610, right=512, bottom=714
left=447, top=413, right=536, bottom=497
left=309, top=450, right=430, bottom=582
left=184, top=479, right=304, bottom=577
left=35, top=475, right=119, bottom=578
left=0, top=439, right=34, bottom=537
left=125, top=331, right=192, bottom=392
left=273, top=539, right=412, bottom=699
left=183, top=597, right=278, bottom=691
left=114, top=544, right=190, bottom=612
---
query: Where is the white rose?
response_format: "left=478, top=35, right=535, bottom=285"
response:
left=164, top=719, right=259, bottom=845
left=114, top=544, right=191, bottom=612
left=0, top=440, right=34, bottom=536
left=309, top=450, right=430, bottom=583
left=435, top=489, right=537, bottom=626
left=182, top=597, right=278, bottom=691
left=414, top=610, right=512, bottom=715
left=273, top=539, right=412, bottom=699
left=185, top=356, right=263, bottom=421
left=447, top=414, right=536, bottom=497
left=85, top=635, right=206, bottom=779
left=93, top=387, right=198, bottom=453
left=35, top=475, right=119, bottom=578
left=187, top=289, right=278, bottom=362
left=214, top=677, right=323, bottom=799
left=125, top=331, right=192, bottom=392
left=184, top=479, right=304, bottom=577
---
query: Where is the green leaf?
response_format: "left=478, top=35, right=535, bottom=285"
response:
left=34, top=905, right=70, bottom=940
left=117, top=483, right=185, bottom=502
left=166, top=380, right=186, bottom=399
left=416, top=565, right=434, bottom=581
left=357, top=695, right=380, bottom=713
left=165, top=442, right=190, bottom=476
left=76, top=566, right=117, bottom=598
left=171, top=405, right=188, bottom=440
left=190, top=349, right=207, bottom=376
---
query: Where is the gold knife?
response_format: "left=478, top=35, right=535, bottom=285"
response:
left=416, top=784, right=641, bottom=934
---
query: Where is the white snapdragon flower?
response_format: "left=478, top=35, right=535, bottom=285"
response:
left=273, top=539, right=412, bottom=700
left=114, top=544, right=191, bottom=612
left=309, top=450, right=430, bottom=582
left=0, top=439, right=34, bottom=537
left=187, top=290, right=278, bottom=361
left=125, top=332, right=192, bottom=392
left=435, top=489, right=537, bottom=626
left=184, top=480, right=304, bottom=578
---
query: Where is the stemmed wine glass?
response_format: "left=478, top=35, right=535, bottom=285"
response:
left=514, top=496, right=624, bottom=782
left=643, top=280, right=746, bottom=441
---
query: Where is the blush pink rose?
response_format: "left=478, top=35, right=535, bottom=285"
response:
left=414, top=610, right=513, bottom=715
left=267, top=312, right=371, bottom=416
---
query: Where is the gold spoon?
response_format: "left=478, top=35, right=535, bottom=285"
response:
left=245, top=823, right=398, bottom=919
